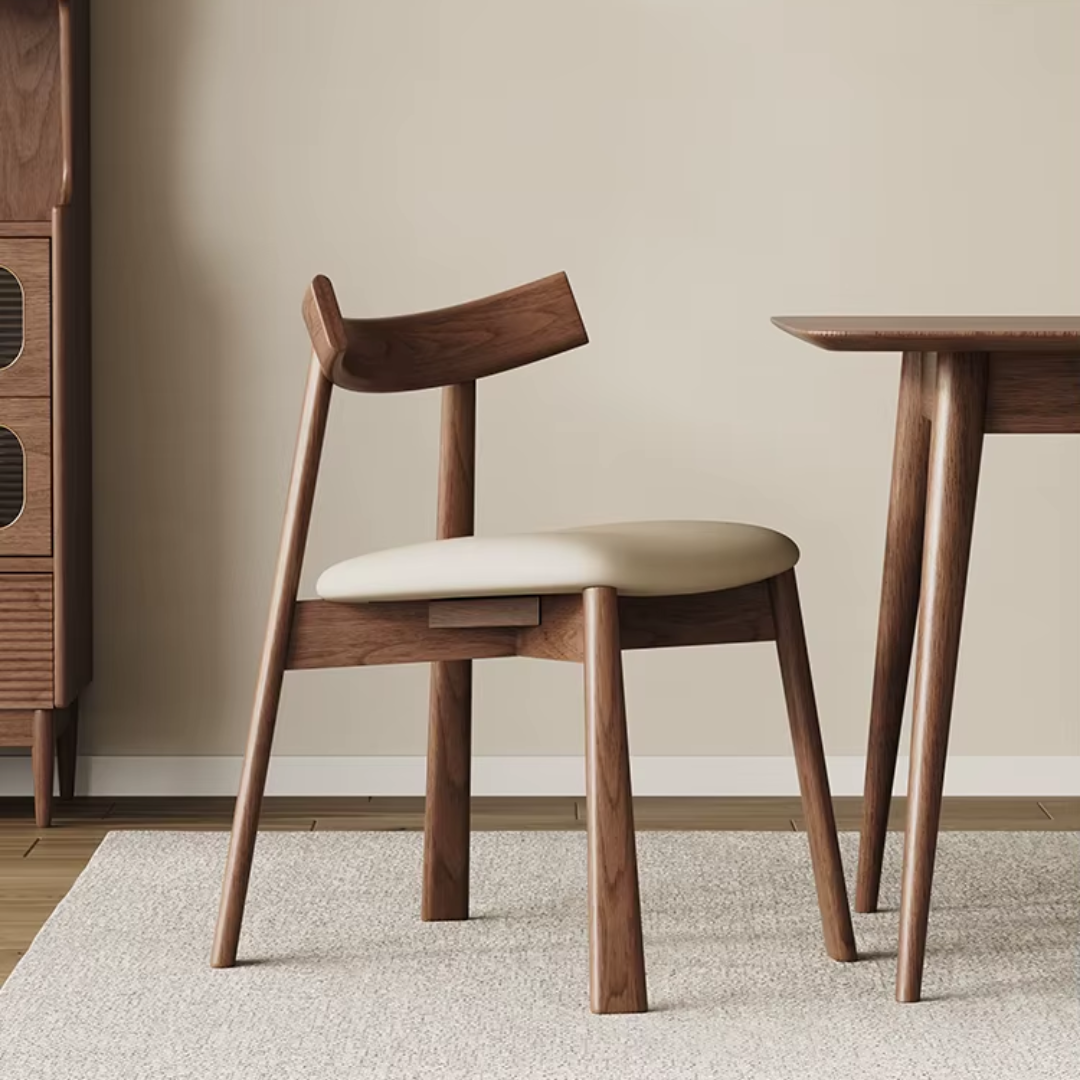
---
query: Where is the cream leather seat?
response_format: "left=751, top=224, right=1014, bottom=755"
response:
left=316, top=520, right=800, bottom=603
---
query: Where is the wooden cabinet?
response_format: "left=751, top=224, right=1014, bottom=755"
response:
left=0, top=0, right=91, bottom=826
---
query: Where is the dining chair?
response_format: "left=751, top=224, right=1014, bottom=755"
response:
left=210, top=271, right=856, bottom=1013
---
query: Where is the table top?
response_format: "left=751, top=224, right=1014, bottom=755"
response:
left=771, top=316, right=1080, bottom=353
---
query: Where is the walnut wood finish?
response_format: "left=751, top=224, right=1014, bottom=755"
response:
left=0, top=0, right=92, bottom=821
left=289, top=583, right=777, bottom=670
left=0, top=222, right=51, bottom=238
left=302, top=273, right=588, bottom=393
left=583, top=586, right=647, bottom=1014
left=777, top=314, right=1080, bottom=1001
left=212, top=355, right=332, bottom=968
left=0, top=555, right=51, bottom=572
left=31, top=708, right=53, bottom=828
left=0, top=239, right=50, bottom=396
left=0, top=709, right=33, bottom=745
left=0, top=397, right=51, bottom=556
left=768, top=570, right=856, bottom=962
left=856, top=354, right=931, bottom=914
left=516, top=583, right=775, bottom=663
left=0, top=0, right=64, bottom=221
left=897, top=353, right=988, bottom=1003
left=288, top=599, right=519, bottom=668
left=428, top=595, right=540, bottom=629
left=772, top=316, right=1080, bottom=353
left=0, top=574, right=52, bottom=707
left=983, top=354, right=1080, bottom=433
left=423, top=382, right=476, bottom=922
left=217, top=277, right=852, bottom=1014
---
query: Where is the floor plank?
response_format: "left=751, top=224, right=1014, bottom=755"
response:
left=314, top=797, right=580, bottom=831
left=792, top=796, right=1056, bottom=832
left=593, top=797, right=799, bottom=831
left=1039, top=798, right=1080, bottom=828
left=0, top=950, right=24, bottom=982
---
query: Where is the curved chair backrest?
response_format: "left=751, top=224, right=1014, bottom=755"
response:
left=302, top=272, right=588, bottom=393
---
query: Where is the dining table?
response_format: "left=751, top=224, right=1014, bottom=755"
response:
left=771, top=317, right=1080, bottom=1002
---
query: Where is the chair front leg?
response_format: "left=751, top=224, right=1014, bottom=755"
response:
left=422, top=659, right=473, bottom=920
left=583, top=586, right=647, bottom=1014
left=212, top=355, right=332, bottom=969
left=768, top=569, right=857, bottom=963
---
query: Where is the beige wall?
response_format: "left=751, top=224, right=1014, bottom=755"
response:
left=87, top=0, right=1079, bottom=763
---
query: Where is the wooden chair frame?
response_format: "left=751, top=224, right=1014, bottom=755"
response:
left=212, top=273, right=856, bottom=1013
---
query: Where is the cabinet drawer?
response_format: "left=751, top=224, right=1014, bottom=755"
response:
left=0, top=398, right=51, bottom=555
left=0, top=240, right=50, bottom=397
left=0, top=574, right=53, bottom=708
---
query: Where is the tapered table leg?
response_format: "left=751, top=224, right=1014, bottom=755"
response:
left=896, top=352, right=987, bottom=1003
left=857, top=352, right=932, bottom=913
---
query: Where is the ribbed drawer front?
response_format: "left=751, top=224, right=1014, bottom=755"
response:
left=0, top=573, right=53, bottom=707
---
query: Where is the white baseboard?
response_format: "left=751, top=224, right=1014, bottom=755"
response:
left=0, top=754, right=1077, bottom=798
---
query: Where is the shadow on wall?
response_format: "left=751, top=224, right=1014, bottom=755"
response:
left=88, top=1, right=229, bottom=755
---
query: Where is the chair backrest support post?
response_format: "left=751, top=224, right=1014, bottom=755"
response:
left=436, top=381, right=476, bottom=540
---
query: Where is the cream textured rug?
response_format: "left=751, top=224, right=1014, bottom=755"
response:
left=1, top=830, right=1077, bottom=1079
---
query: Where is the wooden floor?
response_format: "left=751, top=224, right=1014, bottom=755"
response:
left=1, top=795, right=1076, bottom=986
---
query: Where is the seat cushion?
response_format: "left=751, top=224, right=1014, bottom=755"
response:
left=316, top=521, right=799, bottom=603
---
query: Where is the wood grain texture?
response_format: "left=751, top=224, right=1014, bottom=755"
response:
left=857, top=353, right=931, bottom=914
left=288, top=599, right=520, bottom=668
left=516, top=585, right=775, bottom=664
left=618, top=581, right=775, bottom=650
left=0, top=709, right=34, bottom=745
left=212, top=356, right=333, bottom=969
left=772, top=316, right=1080, bottom=353
left=0, top=556, right=51, bottom=572
left=422, top=658, right=472, bottom=921
left=0, top=574, right=52, bottom=706
left=515, top=593, right=584, bottom=661
left=0, top=0, right=63, bottom=221
left=31, top=709, right=53, bottom=827
left=897, top=353, right=988, bottom=1004
left=768, top=570, right=856, bottom=963
left=423, top=381, right=476, bottom=922
left=0, top=222, right=50, bottom=238
left=984, top=354, right=1080, bottom=433
left=0, top=239, right=50, bottom=396
left=583, top=586, right=647, bottom=1014
left=303, top=272, right=588, bottom=393
left=428, top=595, right=539, bottom=629
left=0, top=396, right=51, bottom=556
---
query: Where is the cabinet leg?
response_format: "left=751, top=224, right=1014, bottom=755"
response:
left=32, top=709, right=55, bottom=828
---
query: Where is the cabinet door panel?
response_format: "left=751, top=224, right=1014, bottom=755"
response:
left=0, top=399, right=51, bottom=556
left=0, top=575, right=53, bottom=708
left=0, top=240, right=50, bottom=398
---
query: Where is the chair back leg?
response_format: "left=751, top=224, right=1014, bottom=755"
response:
left=211, top=356, right=332, bottom=968
left=583, top=586, right=648, bottom=1014
left=768, top=569, right=857, bottom=963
